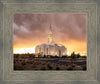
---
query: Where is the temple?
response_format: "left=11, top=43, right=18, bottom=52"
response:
left=35, top=25, right=67, bottom=57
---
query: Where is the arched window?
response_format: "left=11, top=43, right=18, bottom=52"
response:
left=47, top=48, right=48, bottom=55
left=59, top=50, right=61, bottom=57
left=38, top=47, right=41, bottom=53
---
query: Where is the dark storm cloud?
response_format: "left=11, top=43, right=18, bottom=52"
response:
left=13, top=14, right=86, bottom=44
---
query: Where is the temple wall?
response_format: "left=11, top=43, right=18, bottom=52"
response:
left=35, top=43, right=67, bottom=57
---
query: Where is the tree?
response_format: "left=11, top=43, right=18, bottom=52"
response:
left=76, top=53, right=80, bottom=58
left=71, top=52, right=76, bottom=60
left=43, top=55, right=46, bottom=58
left=70, top=52, right=77, bottom=64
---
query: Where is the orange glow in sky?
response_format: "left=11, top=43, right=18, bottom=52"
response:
left=14, top=39, right=87, bottom=56
left=13, top=13, right=87, bottom=56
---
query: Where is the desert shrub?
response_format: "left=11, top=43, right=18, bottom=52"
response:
left=26, top=61, right=30, bottom=64
left=41, top=67, right=46, bottom=70
left=83, top=66, right=87, bottom=70
left=43, top=55, right=47, bottom=58
left=47, top=64, right=52, bottom=70
left=34, top=62, right=40, bottom=65
left=42, top=63, right=45, bottom=65
left=14, top=61, right=16, bottom=64
left=14, top=65, right=24, bottom=70
left=14, top=54, right=19, bottom=58
left=67, top=67, right=73, bottom=70
left=54, top=55, right=59, bottom=58
left=72, top=65, right=75, bottom=67
left=62, top=55, right=67, bottom=58
left=20, top=60, right=22, bottom=62
left=56, top=67, right=60, bottom=70
left=82, top=56, right=87, bottom=58
left=32, top=65, right=36, bottom=68
left=21, top=62, right=26, bottom=65
left=29, top=61, right=33, bottom=64
left=38, top=62, right=42, bottom=64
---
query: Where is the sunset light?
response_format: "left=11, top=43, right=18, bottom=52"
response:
left=13, top=13, right=87, bottom=56
left=14, top=47, right=36, bottom=54
left=13, top=13, right=87, bottom=71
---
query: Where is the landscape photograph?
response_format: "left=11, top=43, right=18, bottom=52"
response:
left=13, top=13, right=87, bottom=70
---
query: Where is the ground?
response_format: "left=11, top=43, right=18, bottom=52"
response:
left=14, top=56, right=86, bottom=71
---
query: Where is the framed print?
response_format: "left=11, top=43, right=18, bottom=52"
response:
left=13, top=13, right=87, bottom=71
left=0, top=0, right=100, bottom=84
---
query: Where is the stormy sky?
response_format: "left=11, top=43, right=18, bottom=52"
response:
left=13, top=14, right=87, bottom=55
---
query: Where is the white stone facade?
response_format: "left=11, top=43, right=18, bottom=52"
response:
left=35, top=25, right=67, bottom=57
left=35, top=43, right=67, bottom=57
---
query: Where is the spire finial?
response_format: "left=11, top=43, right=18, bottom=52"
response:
left=48, top=24, right=54, bottom=43
left=49, top=24, right=52, bottom=34
left=50, top=24, right=52, bottom=31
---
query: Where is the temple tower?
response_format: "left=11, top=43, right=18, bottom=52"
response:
left=48, top=24, right=54, bottom=43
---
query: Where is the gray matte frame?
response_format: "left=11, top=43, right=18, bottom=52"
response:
left=0, top=0, right=100, bottom=84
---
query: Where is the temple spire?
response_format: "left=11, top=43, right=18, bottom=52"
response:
left=48, top=24, right=54, bottom=43
left=49, top=24, right=52, bottom=34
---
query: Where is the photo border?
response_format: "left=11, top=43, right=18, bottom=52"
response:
left=0, top=0, right=100, bottom=84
